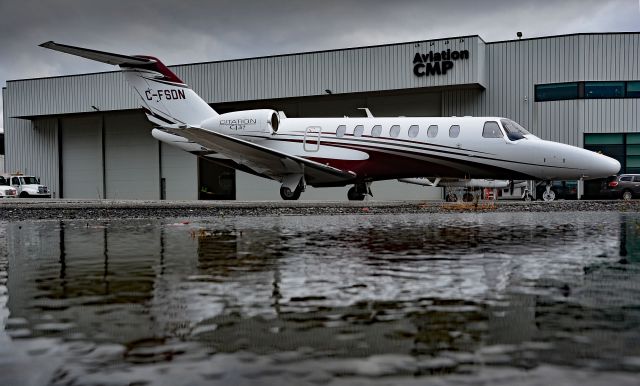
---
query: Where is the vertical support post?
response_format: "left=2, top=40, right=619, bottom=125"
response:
left=577, top=178, right=583, bottom=200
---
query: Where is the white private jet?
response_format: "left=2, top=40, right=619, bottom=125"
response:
left=40, top=42, right=621, bottom=201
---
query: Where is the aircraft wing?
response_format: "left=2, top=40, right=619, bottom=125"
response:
left=161, top=125, right=356, bottom=185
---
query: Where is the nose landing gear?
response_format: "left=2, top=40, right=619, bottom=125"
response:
left=542, top=181, right=556, bottom=202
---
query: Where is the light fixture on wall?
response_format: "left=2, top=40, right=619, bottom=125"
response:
left=325, top=89, right=332, bottom=95
left=91, top=105, right=100, bottom=111
left=517, top=32, right=523, bottom=39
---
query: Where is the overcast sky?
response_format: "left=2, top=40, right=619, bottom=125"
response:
left=1, top=0, right=639, bottom=132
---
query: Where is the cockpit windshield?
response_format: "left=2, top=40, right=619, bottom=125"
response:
left=500, top=119, right=531, bottom=141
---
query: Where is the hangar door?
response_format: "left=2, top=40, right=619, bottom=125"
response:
left=61, top=115, right=103, bottom=198
left=104, top=112, right=159, bottom=199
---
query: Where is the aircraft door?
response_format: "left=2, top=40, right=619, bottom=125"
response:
left=303, top=126, right=322, bottom=152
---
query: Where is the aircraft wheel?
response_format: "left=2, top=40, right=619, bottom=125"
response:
left=522, top=194, right=534, bottom=202
left=462, top=193, right=474, bottom=202
left=280, top=185, right=302, bottom=200
left=445, top=193, right=457, bottom=202
left=542, top=189, right=556, bottom=202
left=347, top=187, right=366, bottom=201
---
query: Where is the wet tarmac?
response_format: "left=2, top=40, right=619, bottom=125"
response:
left=1, top=211, right=640, bottom=385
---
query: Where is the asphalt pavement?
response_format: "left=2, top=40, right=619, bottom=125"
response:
left=1, top=199, right=639, bottom=220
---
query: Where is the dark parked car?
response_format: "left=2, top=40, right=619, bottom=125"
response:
left=535, top=180, right=578, bottom=201
left=602, top=174, right=640, bottom=200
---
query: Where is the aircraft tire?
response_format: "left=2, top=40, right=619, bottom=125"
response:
left=280, top=186, right=302, bottom=200
left=542, top=189, right=556, bottom=202
left=462, top=193, right=474, bottom=202
left=347, top=187, right=366, bottom=201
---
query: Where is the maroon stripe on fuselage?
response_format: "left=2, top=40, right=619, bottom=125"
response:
left=305, top=148, right=537, bottom=181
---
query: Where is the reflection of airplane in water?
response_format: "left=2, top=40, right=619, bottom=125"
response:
left=399, top=177, right=530, bottom=202
left=41, top=42, right=620, bottom=201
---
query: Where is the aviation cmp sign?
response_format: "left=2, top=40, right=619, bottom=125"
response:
left=413, top=49, right=470, bottom=77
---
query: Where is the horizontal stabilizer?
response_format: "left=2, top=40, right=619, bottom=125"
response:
left=39, top=41, right=154, bottom=66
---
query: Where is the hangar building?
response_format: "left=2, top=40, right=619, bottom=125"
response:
left=2, top=32, right=639, bottom=200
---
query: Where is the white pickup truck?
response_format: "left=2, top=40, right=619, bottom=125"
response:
left=0, top=176, right=18, bottom=198
left=4, top=174, right=51, bottom=198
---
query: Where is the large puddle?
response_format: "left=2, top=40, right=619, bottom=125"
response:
left=1, top=212, right=640, bottom=385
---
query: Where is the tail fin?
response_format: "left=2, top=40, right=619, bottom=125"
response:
left=39, top=41, right=217, bottom=126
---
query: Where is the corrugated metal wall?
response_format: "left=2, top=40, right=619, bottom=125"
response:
left=3, top=33, right=639, bottom=200
left=60, top=115, right=104, bottom=198
left=4, top=36, right=484, bottom=118
left=160, top=143, right=197, bottom=200
left=5, top=72, right=135, bottom=119
left=104, top=112, right=160, bottom=199
left=444, top=33, right=640, bottom=147
left=4, top=116, right=59, bottom=196
left=183, top=36, right=484, bottom=104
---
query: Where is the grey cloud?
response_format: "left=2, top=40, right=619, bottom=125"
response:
left=1, top=0, right=639, bottom=131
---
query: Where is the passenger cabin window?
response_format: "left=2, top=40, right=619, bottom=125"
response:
left=427, top=125, right=438, bottom=138
left=634, top=176, right=640, bottom=182
left=482, top=122, right=503, bottom=138
left=389, top=125, right=400, bottom=138
left=371, top=125, right=382, bottom=137
left=408, top=125, right=420, bottom=138
left=353, top=125, right=364, bottom=137
left=500, top=119, right=530, bottom=141
left=336, top=125, right=346, bottom=138
left=620, top=176, right=633, bottom=182
left=11, top=177, right=19, bottom=185
left=449, top=125, right=460, bottom=138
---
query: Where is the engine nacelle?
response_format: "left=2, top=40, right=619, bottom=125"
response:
left=201, top=109, right=280, bottom=138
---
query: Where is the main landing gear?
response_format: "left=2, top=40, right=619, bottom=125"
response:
left=280, top=184, right=303, bottom=200
left=280, top=175, right=305, bottom=200
left=347, top=182, right=372, bottom=201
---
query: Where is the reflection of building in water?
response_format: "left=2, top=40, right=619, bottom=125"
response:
left=619, top=214, right=640, bottom=262
left=6, top=221, right=169, bottom=343
left=150, top=227, right=284, bottom=337
left=0, top=228, right=10, bottom=351
left=5, top=215, right=636, bottom=367
left=195, top=229, right=282, bottom=276
left=186, top=298, right=490, bottom=359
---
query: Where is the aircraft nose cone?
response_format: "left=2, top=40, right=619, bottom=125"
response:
left=605, top=156, right=621, bottom=176
left=590, top=153, right=620, bottom=178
